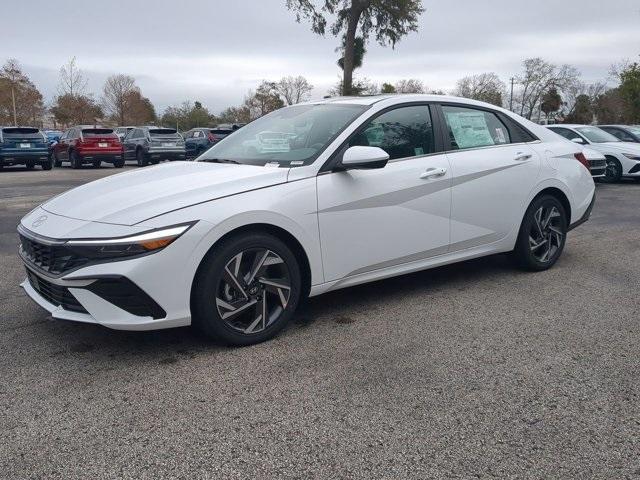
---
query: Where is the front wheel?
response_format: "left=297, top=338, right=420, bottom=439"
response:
left=513, top=195, right=567, bottom=271
left=602, top=156, right=622, bottom=183
left=192, top=233, right=302, bottom=346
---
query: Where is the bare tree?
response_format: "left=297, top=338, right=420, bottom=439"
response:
left=102, top=74, right=138, bottom=126
left=395, top=78, right=425, bottom=94
left=515, top=58, right=580, bottom=120
left=0, top=59, right=45, bottom=126
left=454, top=72, right=505, bottom=106
left=58, top=57, right=88, bottom=97
left=277, top=76, right=314, bottom=105
left=562, top=81, right=607, bottom=118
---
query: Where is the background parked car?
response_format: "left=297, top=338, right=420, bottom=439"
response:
left=184, top=127, right=234, bottom=158
left=115, top=126, right=135, bottom=141
left=0, top=127, right=51, bottom=170
left=43, top=130, right=63, bottom=143
left=52, top=126, right=124, bottom=169
left=598, top=125, right=640, bottom=143
left=547, top=124, right=640, bottom=182
left=123, top=127, right=186, bottom=166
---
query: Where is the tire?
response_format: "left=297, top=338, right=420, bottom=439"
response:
left=25, top=161, right=35, bottom=170
left=513, top=194, right=567, bottom=271
left=41, top=159, right=53, bottom=171
left=70, top=150, right=82, bottom=169
left=113, top=155, right=125, bottom=168
left=136, top=149, right=147, bottom=167
left=53, top=151, right=62, bottom=167
left=192, top=232, right=302, bottom=346
left=92, top=160, right=101, bottom=168
left=602, top=156, right=622, bottom=183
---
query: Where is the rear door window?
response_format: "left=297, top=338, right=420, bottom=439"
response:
left=442, top=105, right=511, bottom=150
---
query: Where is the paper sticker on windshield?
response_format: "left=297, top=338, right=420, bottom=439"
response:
left=495, top=128, right=507, bottom=144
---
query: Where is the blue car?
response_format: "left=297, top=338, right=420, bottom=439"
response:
left=184, top=127, right=234, bottom=159
left=0, top=127, right=52, bottom=170
left=43, top=130, right=63, bottom=144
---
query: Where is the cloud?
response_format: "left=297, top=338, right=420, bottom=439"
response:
left=1, top=0, right=638, bottom=113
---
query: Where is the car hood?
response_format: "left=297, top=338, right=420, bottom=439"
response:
left=592, top=142, right=640, bottom=154
left=42, top=162, right=289, bottom=226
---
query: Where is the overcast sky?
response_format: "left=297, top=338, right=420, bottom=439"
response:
left=2, top=0, right=639, bottom=114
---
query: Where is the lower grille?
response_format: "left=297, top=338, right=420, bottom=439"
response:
left=26, top=270, right=87, bottom=313
left=589, top=159, right=606, bottom=168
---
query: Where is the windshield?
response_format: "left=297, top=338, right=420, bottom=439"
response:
left=197, top=104, right=367, bottom=166
left=576, top=126, right=619, bottom=143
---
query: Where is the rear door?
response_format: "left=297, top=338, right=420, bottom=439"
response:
left=438, top=103, right=541, bottom=250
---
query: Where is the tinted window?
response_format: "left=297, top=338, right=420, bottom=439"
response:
left=2, top=127, right=42, bottom=138
left=211, top=129, right=232, bottom=135
left=442, top=106, right=511, bottom=150
left=602, top=127, right=635, bottom=142
left=549, top=127, right=578, bottom=140
left=349, top=105, right=434, bottom=160
left=149, top=128, right=178, bottom=136
left=82, top=128, right=114, bottom=137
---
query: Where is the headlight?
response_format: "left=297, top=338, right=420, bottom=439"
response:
left=65, top=223, right=194, bottom=259
left=623, top=153, right=640, bottom=160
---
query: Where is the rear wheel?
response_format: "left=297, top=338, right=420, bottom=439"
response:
left=53, top=151, right=62, bottom=167
left=192, top=233, right=302, bottom=346
left=113, top=155, right=125, bottom=168
left=70, top=150, right=82, bottom=169
left=136, top=149, right=147, bottom=167
left=41, top=159, right=53, bottom=171
left=513, top=194, right=567, bottom=271
left=602, top=156, right=622, bottom=183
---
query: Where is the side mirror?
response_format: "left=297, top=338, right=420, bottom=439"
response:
left=571, top=137, right=586, bottom=144
left=340, top=146, right=389, bottom=170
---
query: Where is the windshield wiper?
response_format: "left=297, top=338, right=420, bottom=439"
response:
left=200, top=158, right=241, bottom=164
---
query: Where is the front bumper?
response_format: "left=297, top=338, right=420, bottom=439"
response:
left=17, top=208, right=211, bottom=331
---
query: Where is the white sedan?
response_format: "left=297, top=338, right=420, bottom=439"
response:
left=547, top=124, right=640, bottom=182
left=19, top=95, right=595, bottom=345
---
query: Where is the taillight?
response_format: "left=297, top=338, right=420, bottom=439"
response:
left=574, top=152, right=590, bottom=170
left=207, top=133, right=215, bottom=141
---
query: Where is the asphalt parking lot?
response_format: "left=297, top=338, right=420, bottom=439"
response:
left=1, top=165, right=639, bottom=479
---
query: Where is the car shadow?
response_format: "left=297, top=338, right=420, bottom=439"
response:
left=32, top=253, right=517, bottom=365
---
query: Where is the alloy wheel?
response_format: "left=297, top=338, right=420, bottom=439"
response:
left=604, top=158, right=621, bottom=181
left=529, top=205, right=564, bottom=263
left=215, top=248, right=291, bottom=335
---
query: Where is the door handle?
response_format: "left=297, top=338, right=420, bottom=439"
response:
left=420, top=167, right=447, bottom=179
left=514, top=152, right=532, bottom=162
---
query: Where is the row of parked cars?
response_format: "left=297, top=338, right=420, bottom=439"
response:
left=0, top=124, right=245, bottom=170
left=546, top=124, right=640, bottom=183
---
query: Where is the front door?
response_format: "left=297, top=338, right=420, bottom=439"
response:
left=317, top=104, right=452, bottom=282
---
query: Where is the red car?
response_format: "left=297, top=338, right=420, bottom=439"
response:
left=52, top=126, right=124, bottom=169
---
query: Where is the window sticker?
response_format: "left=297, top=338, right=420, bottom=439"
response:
left=446, top=111, right=495, bottom=149
left=495, top=127, right=507, bottom=144
left=414, top=147, right=424, bottom=156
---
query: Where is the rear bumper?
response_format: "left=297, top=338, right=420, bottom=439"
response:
left=1, top=150, right=49, bottom=164
left=568, top=190, right=595, bottom=231
left=78, top=152, right=123, bottom=163
left=147, top=149, right=186, bottom=161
